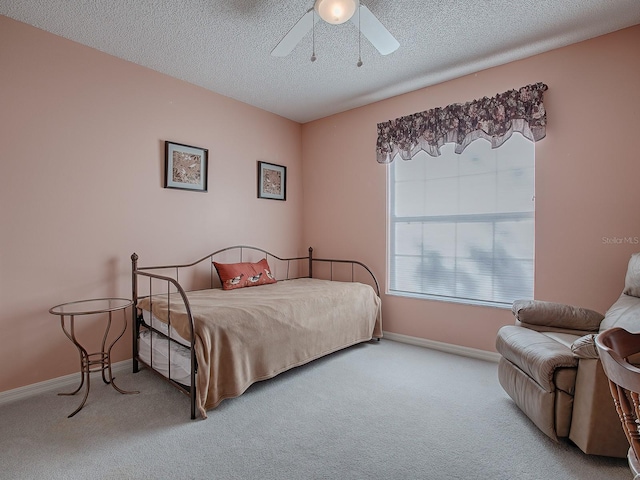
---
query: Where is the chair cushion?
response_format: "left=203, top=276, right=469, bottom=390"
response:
left=542, top=332, right=580, bottom=349
left=624, top=252, right=640, bottom=298
left=512, top=300, right=603, bottom=332
left=496, top=325, right=578, bottom=392
left=600, top=293, right=640, bottom=333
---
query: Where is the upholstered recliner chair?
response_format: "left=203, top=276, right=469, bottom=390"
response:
left=496, top=253, right=640, bottom=458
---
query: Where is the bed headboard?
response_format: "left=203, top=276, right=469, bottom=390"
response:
left=131, top=246, right=380, bottom=297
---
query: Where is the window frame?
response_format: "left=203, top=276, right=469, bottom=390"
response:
left=386, top=138, right=535, bottom=309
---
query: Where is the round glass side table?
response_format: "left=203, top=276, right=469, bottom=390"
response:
left=49, top=297, right=139, bottom=417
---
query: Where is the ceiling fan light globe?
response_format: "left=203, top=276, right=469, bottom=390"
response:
left=314, top=0, right=357, bottom=25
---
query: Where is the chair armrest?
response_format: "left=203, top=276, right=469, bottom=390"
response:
left=571, top=334, right=600, bottom=359
left=512, top=300, right=604, bottom=332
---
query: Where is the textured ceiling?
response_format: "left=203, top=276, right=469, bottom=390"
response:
left=2, top=0, right=640, bottom=123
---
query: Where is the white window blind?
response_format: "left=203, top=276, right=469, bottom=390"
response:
left=388, top=133, right=535, bottom=307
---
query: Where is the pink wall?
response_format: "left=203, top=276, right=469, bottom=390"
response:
left=2, top=15, right=639, bottom=393
left=0, top=16, right=303, bottom=392
left=302, top=25, right=640, bottom=352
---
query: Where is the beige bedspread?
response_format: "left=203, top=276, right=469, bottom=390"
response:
left=136, top=278, right=382, bottom=417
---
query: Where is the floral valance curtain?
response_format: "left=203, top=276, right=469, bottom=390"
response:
left=376, top=82, right=548, bottom=164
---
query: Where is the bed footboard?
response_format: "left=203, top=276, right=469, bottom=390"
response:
left=131, top=253, right=198, bottom=419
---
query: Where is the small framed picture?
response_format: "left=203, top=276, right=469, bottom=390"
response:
left=257, top=161, right=286, bottom=201
left=164, top=141, right=208, bottom=192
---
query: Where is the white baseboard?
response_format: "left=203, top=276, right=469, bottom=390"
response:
left=383, top=331, right=501, bottom=363
left=0, top=360, right=131, bottom=407
left=1, top=336, right=499, bottom=406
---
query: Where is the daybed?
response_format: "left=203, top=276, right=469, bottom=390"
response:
left=131, top=246, right=382, bottom=419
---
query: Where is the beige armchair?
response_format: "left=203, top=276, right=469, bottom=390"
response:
left=496, top=253, right=640, bottom=458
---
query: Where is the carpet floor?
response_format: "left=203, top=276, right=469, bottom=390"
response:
left=0, top=339, right=631, bottom=479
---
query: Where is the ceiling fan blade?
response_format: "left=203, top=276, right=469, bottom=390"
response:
left=271, top=8, right=320, bottom=57
left=351, top=4, right=399, bottom=55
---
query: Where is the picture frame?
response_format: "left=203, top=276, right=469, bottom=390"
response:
left=257, top=161, right=287, bottom=201
left=164, top=141, right=208, bottom=192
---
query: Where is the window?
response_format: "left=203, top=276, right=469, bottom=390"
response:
left=388, top=133, right=534, bottom=307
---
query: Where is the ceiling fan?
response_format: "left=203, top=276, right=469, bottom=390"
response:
left=271, top=0, right=399, bottom=60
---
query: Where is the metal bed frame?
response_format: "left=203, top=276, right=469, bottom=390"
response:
left=131, top=246, right=380, bottom=419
